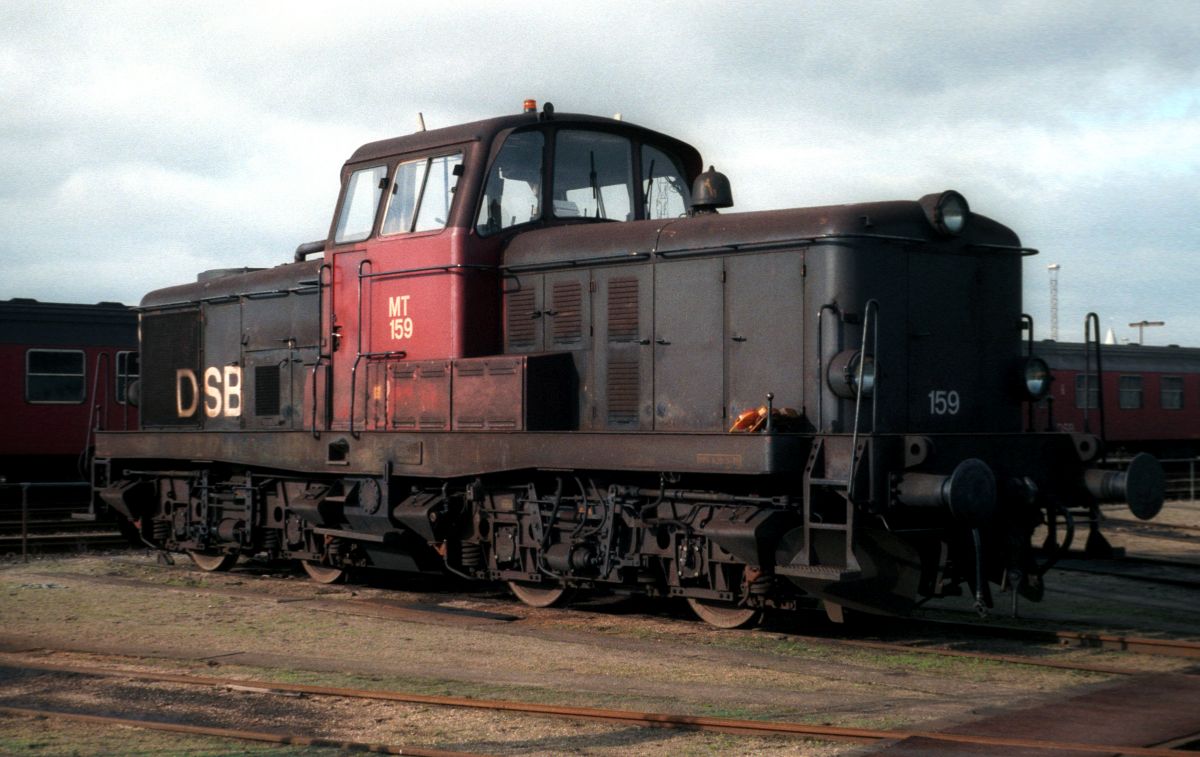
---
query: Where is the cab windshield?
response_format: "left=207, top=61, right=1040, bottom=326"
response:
left=552, top=130, right=633, bottom=221
left=475, top=126, right=694, bottom=236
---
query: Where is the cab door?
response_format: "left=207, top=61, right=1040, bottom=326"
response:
left=325, top=151, right=488, bottom=431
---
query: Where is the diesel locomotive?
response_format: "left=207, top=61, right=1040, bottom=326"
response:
left=93, top=101, right=1165, bottom=627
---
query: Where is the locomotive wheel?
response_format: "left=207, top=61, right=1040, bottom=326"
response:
left=686, top=598, right=761, bottom=629
left=507, top=580, right=572, bottom=608
left=188, top=550, right=238, bottom=572
left=301, top=560, right=346, bottom=584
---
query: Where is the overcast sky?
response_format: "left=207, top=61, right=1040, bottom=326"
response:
left=2, top=1, right=1197, bottom=345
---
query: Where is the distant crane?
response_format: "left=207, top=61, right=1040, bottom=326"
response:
left=1047, top=264, right=1060, bottom=341
left=1129, top=320, right=1164, bottom=345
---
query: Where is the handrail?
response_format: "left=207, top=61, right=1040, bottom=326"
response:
left=309, top=263, right=333, bottom=438
left=81, top=351, right=113, bottom=480
left=815, top=304, right=839, bottom=432
left=348, top=350, right=407, bottom=438
left=1021, top=314, right=1035, bottom=431
left=359, top=262, right=494, bottom=279
left=356, top=260, right=371, bottom=357
left=848, top=299, right=879, bottom=501
left=1082, top=312, right=1106, bottom=457
left=310, top=356, right=327, bottom=439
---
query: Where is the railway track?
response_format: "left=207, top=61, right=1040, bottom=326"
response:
left=911, top=619, right=1200, bottom=660
left=16, top=560, right=1200, bottom=672
left=0, top=530, right=128, bottom=554
left=1053, top=557, right=1200, bottom=591
left=0, top=704, right=480, bottom=757
left=16, top=551, right=1200, bottom=676
left=0, top=659, right=1192, bottom=756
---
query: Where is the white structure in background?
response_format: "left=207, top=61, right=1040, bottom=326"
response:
left=1047, top=263, right=1060, bottom=341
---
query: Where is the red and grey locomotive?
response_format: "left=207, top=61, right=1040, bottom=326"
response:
left=94, top=102, right=1164, bottom=627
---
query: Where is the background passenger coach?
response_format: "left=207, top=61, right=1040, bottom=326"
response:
left=93, top=101, right=1165, bottom=627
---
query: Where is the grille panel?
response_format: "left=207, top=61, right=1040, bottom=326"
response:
left=606, top=359, right=639, bottom=423
left=607, top=278, right=639, bottom=342
left=141, top=309, right=201, bottom=426
left=550, top=281, right=583, bottom=345
left=255, top=364, right=281, bottom=417
left=507, top=289, right=537, bottom=349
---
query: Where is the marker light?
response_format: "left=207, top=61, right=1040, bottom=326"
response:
left=1022, top=357, right=1052, bottom=400
left=919, top=190, right=970, bottom=237
left=828, top=350, right=876, bottom=399
left=523, top=99, right=537, bottom=113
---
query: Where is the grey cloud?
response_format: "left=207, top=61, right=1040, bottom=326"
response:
left=1, top=1, right=1196, bottom=344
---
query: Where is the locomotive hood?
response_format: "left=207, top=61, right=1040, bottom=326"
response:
left=140, top=259, right=321, bottom=310
left=501, top=200, right=1022, bottom=269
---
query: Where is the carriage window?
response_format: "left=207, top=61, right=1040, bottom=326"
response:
left=553, top=130, right=633, bottom=222
left=26, top=349, right=85, bottom=403
left=1161, top=376, right=1183, bottom=410
left=334, top=164, right=387, bottom=243
left=1118, top=375, right=1142, bottom=409
left=382, top=153, right=464, bottom=235
left=476, top=131, right=544, bottom=235
left=116, top=351, right=140, bottom=404
left=642, top=144, right=691, bottom=220
left=1074, top=373, right=1098, bottom=409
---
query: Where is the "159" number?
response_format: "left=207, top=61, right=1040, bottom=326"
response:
left=928, top=390, right=960, bottom=415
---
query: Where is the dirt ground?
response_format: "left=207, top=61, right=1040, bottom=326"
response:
left=0, top=501, right=1197, bottom=756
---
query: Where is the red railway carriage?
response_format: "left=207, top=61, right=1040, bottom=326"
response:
left=1030, top=340, right=1200, bottom=458
left=0, top=299, right=138, bottom=483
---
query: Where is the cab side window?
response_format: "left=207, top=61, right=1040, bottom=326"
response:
left=476, top=131, right=545, bottom=235
left=415, top=154, right=463, bottom=232
left=334, top=165, right=387, bottom=244
left=383, top=153, right=464, bottom=235
left=553, top=130, right=633, bottom=221
left=642, top=144, right=691, bottom=220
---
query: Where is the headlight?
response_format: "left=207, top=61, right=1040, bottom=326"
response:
left=828, top=350, right=876, bottom=399
left=1022, top=357, right=1051, bottom=400
left=919, top=190, right=970, bottom=236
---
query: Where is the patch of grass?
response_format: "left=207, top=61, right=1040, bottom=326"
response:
left=0, top=713, right=339, bottom=756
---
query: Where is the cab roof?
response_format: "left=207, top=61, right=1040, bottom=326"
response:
left=344, top=110, right=703, bottom=178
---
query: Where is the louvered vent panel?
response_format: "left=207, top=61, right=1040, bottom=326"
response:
left=550, top=281, right=583, bottom=344
left=255, top=364, right=282, bottom=417
left=140, top=309, right=200, bottom=426
left=606, top=359, right=640, bottom=423
left=607, top=278, right=639, bottom=342
left=507, top=289, right=537, bottom=349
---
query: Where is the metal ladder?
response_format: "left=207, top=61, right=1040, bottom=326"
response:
left=778, top=300, right=878, bottom=580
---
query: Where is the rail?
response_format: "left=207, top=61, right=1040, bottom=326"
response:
left=1, top=661, right=1189, bottom=756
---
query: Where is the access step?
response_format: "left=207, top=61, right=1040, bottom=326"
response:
left=776, top=564, right=862, bottom=581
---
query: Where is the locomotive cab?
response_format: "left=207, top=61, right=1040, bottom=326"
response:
left=317, top=103, right=702, bottom=431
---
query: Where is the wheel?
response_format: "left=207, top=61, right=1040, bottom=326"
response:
left=508, top=580, right=571, bottom=608
left=302, top=560, right=346, bottom=584
left=188, top=550, right=238, bottom=572
left=686, top=597, right=761, bottom=629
